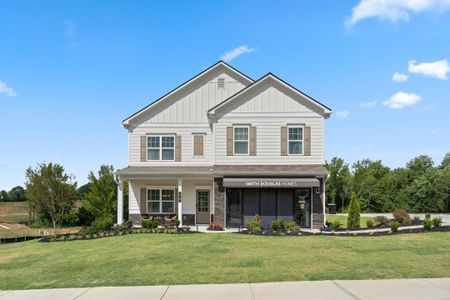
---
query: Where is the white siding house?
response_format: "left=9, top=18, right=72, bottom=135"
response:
left=117, top=61, right=331, bottom=229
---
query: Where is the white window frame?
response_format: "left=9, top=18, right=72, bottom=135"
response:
left=233, top=125, right=250, bottom=156
left=147, top=135, right=175, bottom=161
left=147, top=186, right=176, bottom=214
left=287, top=125, right=304, bottom=156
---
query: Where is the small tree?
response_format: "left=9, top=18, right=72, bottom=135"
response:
left=0, top=190, right=8, bottom=201
left=25, top=163, right=77, bottom=235
left=347, top=192, right=361, bottom=228
left=8, top=186, right=26, bottom=201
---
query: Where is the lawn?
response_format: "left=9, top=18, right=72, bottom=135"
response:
left=1, top=232, right=449, bottom=290
left=326, top=214, right=374, bottom=228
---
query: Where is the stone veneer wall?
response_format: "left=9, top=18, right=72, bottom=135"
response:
left=213, top=178, right=225, bottom=226
left=129, top=213, right=142, bottom=226
left=312, top=178, right=325, bottom=229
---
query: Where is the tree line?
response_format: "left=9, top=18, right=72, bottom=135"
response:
left=326, top=153, right=450, bottom=213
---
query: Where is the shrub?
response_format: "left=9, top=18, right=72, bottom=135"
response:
left=412, top=216, right=421, bottom=224
left=432, top=217, right=442, bottom=228
left=374, top=216, right=389, bottom=227
left=285, top=221, right=299, bottom=231
left=77, top=206, right=95, bottom=226
left=246, top=214, right=262, bottom=231
left=402, top=217, right=411, bottom=226
left=393, top=209, right=409, bottom=223
left=390, top=221, right=400, bottom=232
left=271, top=219, right=286, bottom=230
left=325, top=220, right=332, bottom=228
left=347, top=192, right=361, bottom=229
left=331, top=221, right=341, bottom=230
left=142, top=219, right=159, bottom=229
left=366, top=219, right=374, bottom=228
left=63, top=208, right=80, bottom=226
left=91, top=216, right=113, bottom=232
left=175, top=219, right=180, bottom=228
left=423, top=218, right=432, bottom=231
left=208, top=222, right=223, bottom=231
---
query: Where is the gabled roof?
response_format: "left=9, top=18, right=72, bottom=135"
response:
left=122, top=61, right=254, bottom=127
left=208, top=73, right=332, bottom=118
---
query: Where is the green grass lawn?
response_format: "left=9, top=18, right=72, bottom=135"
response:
left=326, top=214, right=374, bottom=228
left=1, top=232, right=449, bottom=290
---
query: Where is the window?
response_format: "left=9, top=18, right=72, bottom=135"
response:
left=197, top=191, right=209, bottom=212
left=233, top=126, right=249, bottom=155
left=193, top=135, right=204, bottom=156
left=147, top=188, right=175, bottom=214
left=147, top=135, right=174, bottom=161
left=288, top=126, right=304, bottom=155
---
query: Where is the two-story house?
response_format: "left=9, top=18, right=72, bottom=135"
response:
left=116, top=61, right=331, bottom=229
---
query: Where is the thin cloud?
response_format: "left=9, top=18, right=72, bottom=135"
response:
left=0, top=80, right=16, bottom=97
left=336, top=110, right=350, bottom=119
left=408, top=59, right=450, bottom=79
left=360, top=101, right=377, bottom=108
left=392, top=72, right=409, bottom=82
left=383, top=91, right=421, bottom=109
left=346, top=0, right=450, bottom=27
left=221, top=46, right=255, bottom=62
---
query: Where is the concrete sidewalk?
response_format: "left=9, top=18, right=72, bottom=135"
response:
left=1, top=278, right=449, bottom=300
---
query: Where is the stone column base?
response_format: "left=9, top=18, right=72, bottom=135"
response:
left=129, top=214, right=142, bottom=226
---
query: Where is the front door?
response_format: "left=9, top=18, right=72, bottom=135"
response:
left=196, top=190, right=210, bottom=224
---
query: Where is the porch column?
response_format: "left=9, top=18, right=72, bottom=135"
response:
left=117, top=178, right=124, bottom=225
left=178, top=177, right=183, bottom=226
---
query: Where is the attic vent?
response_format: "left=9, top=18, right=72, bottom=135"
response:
left=217, top=78, right=225, bottom=89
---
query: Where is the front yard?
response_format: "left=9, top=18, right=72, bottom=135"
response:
left=0, top=232, right=449, bottom=290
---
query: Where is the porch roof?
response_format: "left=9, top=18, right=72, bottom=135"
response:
left=116, top=164, right=328, bottom=178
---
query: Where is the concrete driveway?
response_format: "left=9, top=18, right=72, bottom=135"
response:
left=1, top=278, right=449, bottom=300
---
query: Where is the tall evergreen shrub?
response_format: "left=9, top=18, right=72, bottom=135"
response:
left=347, top=192, right=361, bottom=228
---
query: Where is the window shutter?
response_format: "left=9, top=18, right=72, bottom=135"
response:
left=140, top=136, right=147, bottom=162
left=304, top=126, right=311, bottom=156
left=194, top=135, right=204, bottom=156
left=280, top=127, right=287, bottom=156
left=250, top=126, right=257, bottom=156
left=175, top=135, right=182, bottom=162
left=140, top=188, right=147, bottom=214
left=226, top=127, right=233, bottom=156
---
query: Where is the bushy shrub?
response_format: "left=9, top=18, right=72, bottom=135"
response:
left=412, top=216, right=421, bottom=224
left=423, top=218, right=432, bottom=231
left=366, top=219, right=374, bottom=228
left=374, top=216, right=389, bottom=227
left=175, top=219, right=180, bottom=228
left=393, top=209, right=409, bottom=223
left=285, top=221, right=299, bottom=231
left=271, top=219, right=286, bottom=230
left=208, top=222, right=223, bottom=231
left=246, top=215, right=262, bottom=231
left=63, top=208, right=80, bottom=226
left=331, top=221, right=341, bottom=230
left=432, top=217, right=442, bottom=228
left=347, top=192, right=361, bottom=229
left=142, top=219, right=159, bottom=229
left=77, top=206, right=95, bottom=226
left=325, top=220, right=332, bottom=228
left=402, top=217, right=411, bottom=226
left=390, top=221, right=400, bottom=232
left=91, top=216, right=113, bottom=232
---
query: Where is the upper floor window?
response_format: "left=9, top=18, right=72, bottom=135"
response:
left=148, top=135, right=174, bottom=161
left=288, top=126, right=304, bottom=155
left=233, top=126, right=249, bottom=155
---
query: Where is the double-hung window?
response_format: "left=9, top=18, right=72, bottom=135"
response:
left=148, top=135, right=175, bottom=161
left=147, top=188, right=175, bottom=214
left=233, top=126, right=249, bottom=155
left=288, top=126, right=304, bottom=155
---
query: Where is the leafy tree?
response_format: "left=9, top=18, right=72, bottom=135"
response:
left=406, top=155, right=434, bottom=178
left=25, top=163, right=77, bottom=234
left=352, top=159, right=390, bottom=212
left=77, top=182, right=92, bottom=200
left=436, top=166, right=450, bottom=212
left=439, top=152, right=450, bottom=169
left=347, top=192, right=361, bottom=228
left=0, top=190, right=8, bottom=201
left=325, top=157, right=352, bottom=212
left=84, top=165, right=117, bottom=226
left=406, top=169, right=442, bottom=212
left=8, top=186, right=26, bottom=201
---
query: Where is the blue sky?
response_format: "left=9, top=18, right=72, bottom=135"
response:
left=1, top=0, right=449, bottom=190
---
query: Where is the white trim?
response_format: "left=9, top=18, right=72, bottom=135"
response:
left=233, top=125, right=250, bottom=156
left=310, top=187, right=313, bottom=229
left=147, top=135, right=175, bottom=161
left=146, top=186, right=176, bottom=214
left=287, top=125, right=304, bottom=156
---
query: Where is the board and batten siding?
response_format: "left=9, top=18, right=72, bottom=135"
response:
left=130, top=71, right=248, bottom=125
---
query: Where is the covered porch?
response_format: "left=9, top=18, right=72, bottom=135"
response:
left=115, top=166, right=215, bottom=227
